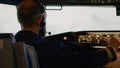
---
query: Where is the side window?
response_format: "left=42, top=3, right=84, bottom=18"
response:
left=0, top=4, right=20, bottom=34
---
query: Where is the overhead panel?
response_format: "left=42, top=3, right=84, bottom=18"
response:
left=0, top=0, right=120, bottom=6
left=0, top=0, right=22, bottom=5
left=41, top=0, right=120, bottom=5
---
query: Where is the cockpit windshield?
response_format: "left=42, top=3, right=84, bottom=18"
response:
left=0, top=4, right=119, bottom=35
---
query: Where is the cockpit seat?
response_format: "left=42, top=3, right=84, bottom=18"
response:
left=0, top=33, right=40, bottom=68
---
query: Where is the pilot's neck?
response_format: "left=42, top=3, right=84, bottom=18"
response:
left=21, top=26, right=39, bottom=35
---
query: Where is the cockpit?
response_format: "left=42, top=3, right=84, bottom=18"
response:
left=0, top=0, right=120, bottom=68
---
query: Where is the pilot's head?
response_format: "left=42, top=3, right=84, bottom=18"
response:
left=17, top=0, right=46, bottom=37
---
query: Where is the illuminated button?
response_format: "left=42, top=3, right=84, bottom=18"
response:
left=63, top=36, right=67, bottom=40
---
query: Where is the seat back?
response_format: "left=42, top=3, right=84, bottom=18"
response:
left=0, top=33, right=16, bottom=68
left=0, top=33, right=40, bottom=68
left=15, top=42, right=30, bottom=68
left=15, top=42, right=40, bottom=68
left=26, top=44, right=40, bottom=68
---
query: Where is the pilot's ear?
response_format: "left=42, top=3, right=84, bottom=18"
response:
left=37, top=17, right=43, bottom=26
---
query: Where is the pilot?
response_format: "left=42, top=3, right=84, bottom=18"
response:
left=15, top=0, right=115, bottom=68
